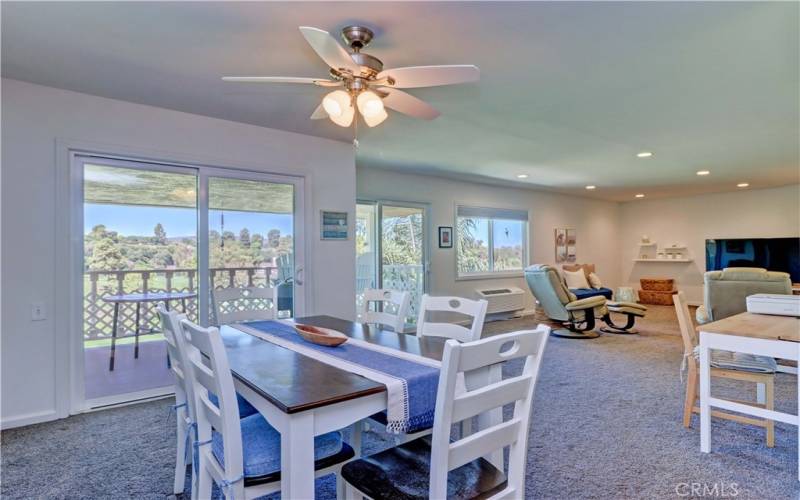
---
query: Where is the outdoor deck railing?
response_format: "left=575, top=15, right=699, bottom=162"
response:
left=86, top=263, right=424, bottom=340
left=84, top=266, right=276, bottom=340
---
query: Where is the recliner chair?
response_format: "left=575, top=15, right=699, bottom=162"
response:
left=696, top=267, right=792, bottom=324
left=524, top=264, right=647, bottom=338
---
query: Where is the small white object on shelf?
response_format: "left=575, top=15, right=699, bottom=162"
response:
left=746, top=294, right=800, bottom=317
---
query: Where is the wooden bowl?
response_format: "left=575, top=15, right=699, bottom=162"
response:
left=293, top=324, right=348, bottom=347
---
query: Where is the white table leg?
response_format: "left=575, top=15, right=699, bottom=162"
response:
left=280, top=411, right=316, bottom=499
left=699, top=336, right=711, bottom=453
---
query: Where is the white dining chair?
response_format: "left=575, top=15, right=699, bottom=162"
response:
left=342, top=325, right=551, bottom=499
left=212, top=286, right=276, bottom=325
left=416, top=294, right=488, bottom=342
left=367, top=294, right=489, bottom=441
left=360, top=288, right=411, bottom=332
left=180, top=318, right=356, bottom=499
left=157, top=305, right=195, bottom=496
left=158, top=305, right=261, bottom=498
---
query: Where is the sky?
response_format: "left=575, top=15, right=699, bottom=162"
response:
left=465, top=218, right=524, bottom=248
left=84, top=204, right=293, bottom=238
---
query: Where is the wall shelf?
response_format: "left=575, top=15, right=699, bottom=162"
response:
left=634, top=258, right=693, bottom=263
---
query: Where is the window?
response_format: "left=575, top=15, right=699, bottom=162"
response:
left=456, top=205, right=528, bottom=278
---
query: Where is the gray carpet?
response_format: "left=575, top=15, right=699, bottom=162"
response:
left=2, top=308, right=798, bottom=499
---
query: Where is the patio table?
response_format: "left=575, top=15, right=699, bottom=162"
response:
left=102, top=291, right=196, bottom=371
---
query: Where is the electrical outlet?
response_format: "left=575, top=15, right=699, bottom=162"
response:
left=31, top=302, right=46, bottom=321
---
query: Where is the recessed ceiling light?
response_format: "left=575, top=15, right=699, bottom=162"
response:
left=516, top=174, right=529, bottom=179
left=636, top=151, right=653, bottom=158
left=696, top=170, right=710, bottom=176
left=737, top=182, right=749, bottom=188
left=635, top=193, right=645, bottom=198
left=585, top=185, right=596, bottom=190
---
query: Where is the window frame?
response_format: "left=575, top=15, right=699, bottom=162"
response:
left=454, top=205, right=529, bottom=280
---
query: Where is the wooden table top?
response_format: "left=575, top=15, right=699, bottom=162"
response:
left=220, top=315, right=445, bottom=414
left=697, top=312, right=800, bottom=343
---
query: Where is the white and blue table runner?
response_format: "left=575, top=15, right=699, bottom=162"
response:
left=235, top=320, right=441, bottom=434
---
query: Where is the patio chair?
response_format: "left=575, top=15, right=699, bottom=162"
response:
left=342, top=325, right=551, bottom=499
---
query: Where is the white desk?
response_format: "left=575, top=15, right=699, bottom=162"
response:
left=697, top=312, right=800, bottom=480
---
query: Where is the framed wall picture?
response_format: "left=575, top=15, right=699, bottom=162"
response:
left=321, top=210, right=348, bottom=240
left=554, top=227, right=571, bottom=263
left=439, top=226, right=453, bottom=248
left=566, top=229, right=577, bottom=262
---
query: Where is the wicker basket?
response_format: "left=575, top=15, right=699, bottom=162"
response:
left=640, top=278, right=674, bottom=292
left=638, top=289, right=677, bottom=305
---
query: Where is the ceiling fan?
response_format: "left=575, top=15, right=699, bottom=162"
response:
left=222, top=25, right=479, bottom=129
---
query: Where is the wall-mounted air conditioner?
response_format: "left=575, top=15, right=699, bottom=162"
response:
left=475, top=287, right=526, bottom=315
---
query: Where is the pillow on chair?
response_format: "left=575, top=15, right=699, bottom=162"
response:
left=588, top=272, right=603, bottom=289
left=564, top=268, right=591, bottom=289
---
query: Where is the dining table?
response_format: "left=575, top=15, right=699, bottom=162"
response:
left=697, top=311, right=800, bottom=480
left=219, top=315, right=452, bottom=499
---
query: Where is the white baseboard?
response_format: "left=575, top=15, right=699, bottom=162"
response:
left=1, top=409, right=58, bottom=430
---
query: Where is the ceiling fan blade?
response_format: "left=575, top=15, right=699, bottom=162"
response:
left=380, top=88, right=440, bottom=120
left=377, top=65, right=479, bottom=89
left=298, top=26, right=360, bottom=73
left=221, top=76, right=340, bottom=86
left=310, top=103, right=328, bottom=120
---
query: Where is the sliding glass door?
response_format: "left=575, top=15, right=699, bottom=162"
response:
left=207, top=176, right=299, bottom=323
left=82, top=159, right=198, bottom=402
left=356, top=201, right=428, bottom=327
left=76, top=155, right=304, bottom=408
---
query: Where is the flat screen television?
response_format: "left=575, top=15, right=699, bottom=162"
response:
left=705, top=237, right=800, bottom=283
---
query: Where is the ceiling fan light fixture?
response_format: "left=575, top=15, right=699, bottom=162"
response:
left=322, top=90, right=351, bottom=118
left=363, top=107, right=388, bottom=127
left=329, top=105, right=355, bottom=127
left=356, top=90, right=385, bottom=118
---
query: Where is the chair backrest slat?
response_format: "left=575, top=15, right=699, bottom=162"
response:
left=213, top=286, right=276, bottom=325
left=360, top=288, right=410, bottom=332
left=448, top=418, right=522, bottom=470
left=450, top=375, right=531, bottom=423
left=428, top=326, right=550, bottom=499
left=416, top=294, right=488, bottom=342
left=673, top=291, right=697, bottom=355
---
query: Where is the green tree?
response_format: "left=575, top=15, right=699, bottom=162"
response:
left=87, top=237, right=125, bottom=271
left=267, top=229, right=281, bottom=248
left=239, top=228, right=251, bottom=248
left=153, top=223, right=167, bottom=244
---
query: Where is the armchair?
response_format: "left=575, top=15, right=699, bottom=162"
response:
left=696, top=267, right=792, bottom=324
left=524, top=264, right=647, bottom=338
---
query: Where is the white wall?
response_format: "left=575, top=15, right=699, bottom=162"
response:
left=619, top=185, right=800, bottom=304
left=1, top=79, right=355, bottom=428
left=357, top=168, right=622, bottom=312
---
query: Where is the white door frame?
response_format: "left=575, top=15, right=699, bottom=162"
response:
left=64, top=148, right=306, bottom=413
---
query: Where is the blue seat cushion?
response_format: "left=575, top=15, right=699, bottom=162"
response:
left=211, top=414, right=352, bottom=485
left=207, top=392, right=259, bottom=418
left=571, top=287, right=613, bottom=300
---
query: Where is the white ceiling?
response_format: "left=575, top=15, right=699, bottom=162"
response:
left=2, top=2, right=798, bottom=201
